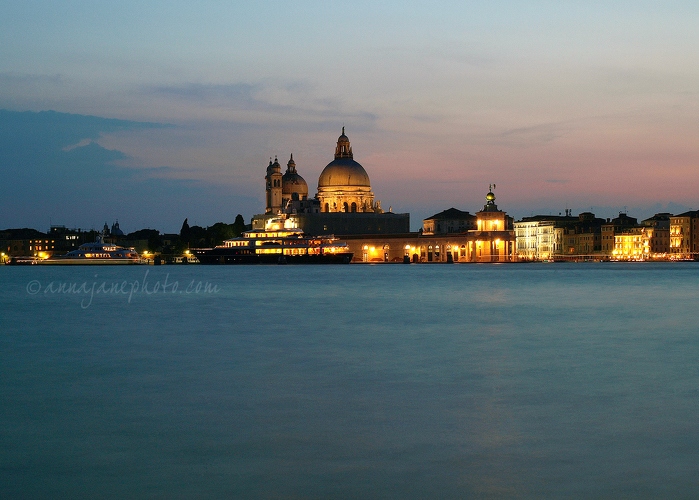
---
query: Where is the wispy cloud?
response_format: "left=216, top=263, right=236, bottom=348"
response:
left=0, top=72, right=63, bottom=85
left=500, top=121, right=573, bottom=145
left=148, top=82, right=262, bottom=106
left=144, top=81, right=379, bottom=128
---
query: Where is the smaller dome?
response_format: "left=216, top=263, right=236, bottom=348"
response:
left=486, top=191, right=495, bottom=202
left=282, top=154, right=308, bottom=197
left=282, top=173, right=308, bottom=195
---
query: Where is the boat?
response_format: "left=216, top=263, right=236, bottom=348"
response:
left=39, top=235, right=142, bottom=265
left=192, top=216, right=353, bottom=264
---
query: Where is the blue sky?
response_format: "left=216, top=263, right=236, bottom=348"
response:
left=2, top=1, right=698, bottom=232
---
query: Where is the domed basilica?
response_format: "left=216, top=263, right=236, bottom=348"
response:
left=316, top=128, right=380, bottom=213
left=252, top=127, right=515, bottom=262
left=264, top=128, right=381, bottom=215
left=256, top=128, right=407, bottom=235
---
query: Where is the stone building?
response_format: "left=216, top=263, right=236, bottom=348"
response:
left=340, top=187, right=516, bottom=263
left=601, top=213, right=638, bottom=255
left=422, top=208, right=476, bottom=235
left=670, top=210, right=699, bottom=259
left=254, top=128, right=409, bottom=235
left=316, top=128, right=380, bottom=213
left=514, top=213, right=577, bottom=261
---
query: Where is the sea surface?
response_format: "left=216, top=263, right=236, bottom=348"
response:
left=1, top=262, right=698, bottom=498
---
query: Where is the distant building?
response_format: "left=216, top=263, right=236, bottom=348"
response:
left=48, top=225, right=92, bottom=254
left=641, top=213, right=671, bottom=257
left=601, top=213, right=638, bottom=255
left=422, top=208, right=476, bottom=235
left=514, top=212, right=577, bottom=261
left=341, top=187, right=516, bottom=263
left=0, top=228, right=56, bottom=257
left=515, top=211, right=605, bottom=260
left=111, top=221, right=124, bottom=236
left=670, top=210, right=699, bottom=259
left=254, top=128, right=409, bottom=235
left=613, top=227, right=647, bottom=260
left=316, top=127, right=380, bottom=214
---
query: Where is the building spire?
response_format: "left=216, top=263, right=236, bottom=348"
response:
left=335, top=127, right=353, bottom=159
left=287, top=153, right=296, bottom=173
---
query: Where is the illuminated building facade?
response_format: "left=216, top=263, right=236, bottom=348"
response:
left=339, top=187, right=516, bottom=263
left=514, top=211, right=675, bottom=261
left=254, top=128, right=409, bottom=235
left=476, top=186, right=513, bottom=232
left=515, top=211, right=604, bottom=260
left=613, top=228, right=647, bottom=260
left=514, top=213, right=576, bottom=261
left=316, top=128, right=379, bottom=213
left=641, top=214, right=670, bottom=257
left=601, top=213, right=637, bottom=255
left=670, top=210, right=699, bottom=259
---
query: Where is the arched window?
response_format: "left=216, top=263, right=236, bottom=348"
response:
left=351, top=202, right=357, bottom=212
left=324, top=203, right=329, bottom=212
left=343, top=202, right=349, bottom=212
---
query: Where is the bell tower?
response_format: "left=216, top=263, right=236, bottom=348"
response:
left=265, top=156, right=283, bottom=213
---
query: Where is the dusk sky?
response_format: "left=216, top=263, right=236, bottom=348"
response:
left=2, top=1, right=698, bottom=232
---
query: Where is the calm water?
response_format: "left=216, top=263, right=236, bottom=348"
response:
left=1, top=263, right=698, bottom=498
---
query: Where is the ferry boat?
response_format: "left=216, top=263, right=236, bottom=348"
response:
left=39, top=236, right=141, bottom=265
left=193, top=217, right=353, bottom=264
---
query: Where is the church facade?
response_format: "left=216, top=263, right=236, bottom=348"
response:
left=316, top=127, right=380, bottom=213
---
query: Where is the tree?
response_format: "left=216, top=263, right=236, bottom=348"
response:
left=232, top=214, right=247, bottom=237
left=180, top=218, right=190, bottom=241
left=207, top=222, right=236, bottom=246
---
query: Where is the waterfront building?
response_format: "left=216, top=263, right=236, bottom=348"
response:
left=641, top=214, right=670, bottom=257
left=251, top=129, right=516, bottom=262
left=612, top=224, right=668, bottom=261
left=515, top=211, right=605, bottom=260
left=514, top=212, right=576, bottom=261
left=253, top=128, right=409, bottom=235
left=670, top=210, right=699, bottom=259
left=340, top=187, right=515, bottom=263
left=563, top=212, right=605, bottom=257
left=612, top=227, right=646, bottom=260
left=601, top=213, right=638, bottom=255
left=0, top=228, right=56, bottom=257
left=49, top=226, right=91, bottom=254
left=422, top=208, right=476, bottom=235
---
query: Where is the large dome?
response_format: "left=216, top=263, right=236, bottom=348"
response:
left=317, top=127, right=371, bottom=189
left=316, top=128, right=376, bottom=213
left=318, top=157, right=371, bottom=188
